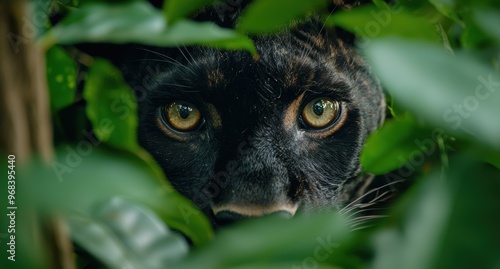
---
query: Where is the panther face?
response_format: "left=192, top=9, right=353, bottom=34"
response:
left=118, top=14, right=385, bottom=227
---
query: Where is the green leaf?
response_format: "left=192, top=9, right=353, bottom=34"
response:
left=363, top=38, right=500, bottom=149
left=173, top=213, right=349, bottom=269
left=371, top=157, right=500, bottom=269
left=164, top=0, right=215, bottom=23
left=461, top=12, right=493, bottom=48
left=361, top=114, right=442, bottom=175
left=83, top=58, right=139, bottom=152
left=328, top=5, right=437, bottom=46
left=20, top=149, right=213, bottom=246
left=46, top=46, right=76, bottom=111
left=160, top=20, right=257, bottom=55
left=473, top=9, right=500, bottom=44
left=42, top=1, right=256, bottom=56
left=237, top=0, right=327, bottom=34
left=428, top=0, right=461, bottom=22
left=69, top=197, right=188, bottom=269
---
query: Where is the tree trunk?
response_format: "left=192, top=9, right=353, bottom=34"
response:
left=0, top=1, right=73, bottom=268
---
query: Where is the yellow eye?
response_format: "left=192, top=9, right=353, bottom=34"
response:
left=162, top=101, right=202, bottom=131
left=301, top=98, right=341, bottom=129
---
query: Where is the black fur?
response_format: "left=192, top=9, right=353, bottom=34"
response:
left=105, top=2, right=386, bottom=227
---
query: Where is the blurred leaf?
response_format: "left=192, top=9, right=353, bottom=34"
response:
left=237, top=0, right=327, bottom=34
left=160, top=20, right=257, bottom=55
left=164, top=0, right=214, bottom=23
left=46, top=46, right=76, bottom=111
left=69, top=197, right=188, bottom=269
left=371, top=0, right=390, bottom=9
left=41, top=1, right=256, bottom=56
left=83, top=59, right=139, bottom=152
left=20, top=149, right=213, bottom=246
left=473, top=9, right=500, bottom=44
left=173, top=213, right=349, bottom=269
left=461, top=12, right=493, bottom=48
left=363, top=38, right=500, bottom=149
left=328, top=5, right=437, bottom=45
left=428, top=0, right=461, bottom=22
left=371, top=157, right=500, bottom=269
left=361, top=114, right=441, bottom=175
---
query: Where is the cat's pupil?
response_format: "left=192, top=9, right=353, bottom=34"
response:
left=313, top=100, right=324, bottom=116
left=178, top=104, right=191, bottom=119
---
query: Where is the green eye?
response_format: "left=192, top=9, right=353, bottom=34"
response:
left=301, top=98, right=341, bottom=129
left=162, top=101, right=202, bottom=131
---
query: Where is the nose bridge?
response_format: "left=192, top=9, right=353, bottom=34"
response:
left=213, top=132, right=289, bottom=204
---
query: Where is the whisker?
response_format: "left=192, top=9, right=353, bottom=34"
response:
left=177, top=45, right=193, bottom=65
left=182, top=44, right=197, bottom=64
left=159, top=83, right=196, bottom=89
left=340, top=190, right=394, bottom=217
left=342, top=207, right=390, bottom=220
left=137, top=48, right=201, bottom=79
left=339, top=179, right=406, bottom=214
left=351, top=225, right=374, bottom=232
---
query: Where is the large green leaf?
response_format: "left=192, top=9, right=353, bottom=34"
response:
left=370, top=157, right=500, bottom=269
left=69, top=197, right=188, bottom=269
left=41, top=1, right=256, bottom=56
left=237, top=0, right=327, bottom=34
left=363, top=38, right=500, bottom=149
left=20, top=149, right=213, bottom=246
left=83, top=58, right=139, bottom=153
left=328, top=5, right=437, bottom=46
left=173, top=213, right=349, bottom=269
left=46, top=46, right=76, bottom=111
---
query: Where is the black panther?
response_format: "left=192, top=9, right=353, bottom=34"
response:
left=101, top=0, right=388, bottom=227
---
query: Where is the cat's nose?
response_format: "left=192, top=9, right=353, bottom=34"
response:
left=212, top=205, right=297, bottom=226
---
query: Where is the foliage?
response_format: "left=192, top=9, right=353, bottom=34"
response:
left=3, top=0, right=500, bottom=268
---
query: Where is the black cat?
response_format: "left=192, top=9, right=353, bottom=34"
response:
left=101, top=1, right=387, bottom=227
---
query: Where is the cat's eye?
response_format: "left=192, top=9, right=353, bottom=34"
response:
left=161, top=101, right=202, bottom=132
left=301, top=98, right=341, bottom=129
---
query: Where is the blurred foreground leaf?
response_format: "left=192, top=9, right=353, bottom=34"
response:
left=371, top=157, right=500, bottom=269
left=69, top=197, right=188, bottom=268
left=473, top=9, right=500, bottom=44
left=363, top=38, right=500, bottom=149
left=20, top=149, right=213, bottom=246
left=329, top=5, right=437, bottom=46
left=173, top=213, right=349, bottom=269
